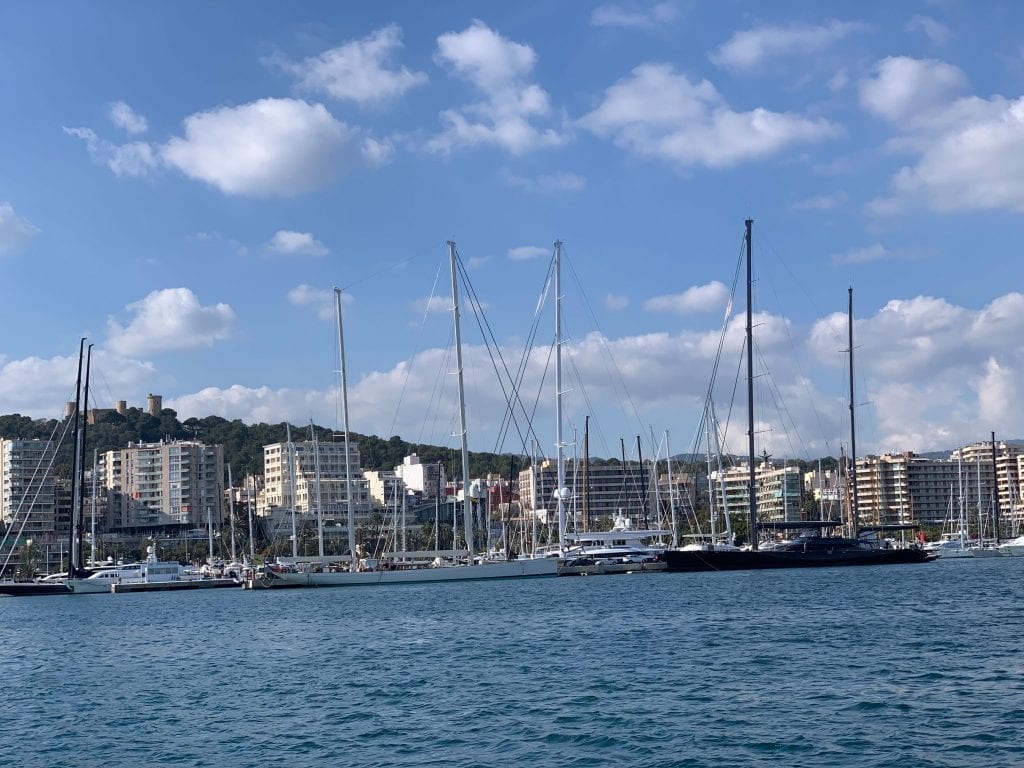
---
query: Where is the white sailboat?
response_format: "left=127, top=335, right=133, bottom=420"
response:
left=272, top=242, right=557, bottom=587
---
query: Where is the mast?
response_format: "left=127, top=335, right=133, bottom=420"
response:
left=665, top=430, right=678, bottom=548
left=449, top=241, right=475, bottom=561
left=636, top=435, right=648, bottom=528
left=247, top=474, right=255, bottom=562
left=77, top=343, right=93, bottom=569
left=848, top=286, right=860, bottom=537
left=67, top=338, right=85, bottom=579
left=89, top=448, right=98, bottom=567
left=286, top=423, right=297, bottom=559
left=992, top=432, right=1001, bottom=544
left=582, top=415, right=590, bottom=532
left=745, top=219, right=757, bottom=549
left=227, top=464, right=236, bottom=563
left=335, top=287, right=358, bottom=572
left=554, top=239, right=567, bottom=553
left=312, top=423, right=324, bottom=559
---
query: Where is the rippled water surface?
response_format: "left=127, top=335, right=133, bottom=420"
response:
left=3, top=557, right=1023, bottom=767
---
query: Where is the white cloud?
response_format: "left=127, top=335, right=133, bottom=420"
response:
left=502, top=169, right=586, bottom=193
left=106, top=288, right=236, bottom=356
left=605, top=293, right=629, bottom=311
left=808, top=292, right=1024, bottom=450
left=288, top=284, right=350, bottom=322
left=906, top=15, right=951, bottom=45
left=64, top=127, right=160, bottom=177
left=861, top=57, right=1024, bottom=214
left=108, top=101, right=148, bottom=134
left=508, top=245, right=549, bottom=261
left=169, top=384, right=333, bottom=426
left=859, top=56, right=967, bottom=125
left=267, top=230, right=329, bottom=256
left=428, top=21, right=567, bottom=155
left=644, top=281, right=729, bottom=313
left=0, top=349, right=158, bottom=419
left=162, top=98, right=351, bottom=196
left=411, top=296, right=451, bottom=315
left=0, top=202, right=40, bottom=255
left=273, top=24, right=427, bottom=106
left=580, top=64, right=839, bottom=168
left=591, top=2, right=682, bottom=29
left=362, top=136, right=396, bottom=166
left=710, top=20, right=867, bottom=71
left=830, top=244, right=889, bottom=265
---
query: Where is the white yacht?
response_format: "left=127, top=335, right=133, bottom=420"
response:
left=67, top=545, right=194, bottom=593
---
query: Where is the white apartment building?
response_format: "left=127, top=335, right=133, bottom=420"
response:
left=103, top=440, right=224, bottom=529
left=1, top=439, right=58, bottom=534
left=260, top=440, right=372, bottom=524
left=364, top=469, right=407, bottom=510
left=394, top=453, right=446, bottom=499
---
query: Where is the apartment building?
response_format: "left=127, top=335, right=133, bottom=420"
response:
left=1, top=439, right=58, bottom=534
left=395, top=453, right=446, bottom=499
left=103, top=439, right=224, bottom=530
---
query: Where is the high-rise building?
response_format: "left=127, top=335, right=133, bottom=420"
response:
left=1, top=439, right=58, bottom=534
left=103, top=440, right=223, bottom=530
left=260, top=439, right=372, bottom=524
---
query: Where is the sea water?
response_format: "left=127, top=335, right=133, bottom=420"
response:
left=2, top=557, right=1023, bottom=767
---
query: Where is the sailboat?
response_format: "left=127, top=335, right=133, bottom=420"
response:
left=270, top=242, right=557, bottom=587
left=663, top=220, right=932, bottom=572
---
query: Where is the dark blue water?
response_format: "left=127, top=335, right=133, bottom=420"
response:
left=2, top=557, right=1023, bottom=767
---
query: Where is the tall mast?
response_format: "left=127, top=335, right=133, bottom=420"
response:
left=636, top=435, right=647, bottom=528
left=991, top=432, right=1001, bottom=544
left=665, top=430, right=678, bottom=548
left=582, top=416, right=590, bottom=532
left=848, top=287, right=860, bottom=537
left=67, top=338, right=85, bottom=578
left=227, top=464, right=236, bottom=562
left=247, top=474, right=255, bottom=562
left=449, top=241, right=475, bottom=561
left=312, top=423, right=324, bottom=559
left=745, top=219, right=757, bottom=549
left=286, top=423, right=297, bottom=559
left=335, top=287, right=358, bottom=572
left=554, top=240, right=567, bottom=553
left=89, top=448, right=98, bottom=567
left=77, top=343, right=92, bottom=569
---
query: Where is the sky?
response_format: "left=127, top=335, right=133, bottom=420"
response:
left=2, top=0, right=1024, bottom=464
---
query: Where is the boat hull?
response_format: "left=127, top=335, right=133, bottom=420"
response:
left=0, top=581, right=71, bottom=597
left=273, top=557, right=558, bottom=587
left=664, top=545, right=933, bottom=572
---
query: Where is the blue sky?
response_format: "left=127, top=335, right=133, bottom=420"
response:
left=2, top=1, right=1024, bottom=461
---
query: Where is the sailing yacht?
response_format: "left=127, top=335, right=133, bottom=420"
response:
left=269, top=243, right=557, bottom=588
left=663, top=221, right=932, bottom=572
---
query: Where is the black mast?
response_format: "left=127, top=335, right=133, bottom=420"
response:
left=636, top=435, right=648, bottom=529
left=848, top=288, right=859, bottom=537
left=745, top=219, right=757, bottom=549
left=78, top=344, right=93, bottom=568
left=66, top=338, right=85, bottom=579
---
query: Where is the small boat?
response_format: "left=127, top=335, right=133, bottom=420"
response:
left=998, top=534, right=1024, bottom=556
left=67, top=543, right=240, bottom=593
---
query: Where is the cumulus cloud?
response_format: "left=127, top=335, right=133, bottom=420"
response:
left=710, top=20, right=868, bottom=71
left=64, top=126, right=160, bottom=177
left=272, top=24, right=427, bottom=105
left=645, top=281, right=729, bottom=313
left=267, top=230, right=329, bottom=256
left=0, top=202, right=40, bottom=255
left=162, top=98, right=351, bottom=196
left=288, top=284, right=350, bottom=322
left=108, top=101, right=148, bottom=134
left=860, top=56, right=1024, bottom=214
left=808, top=292, right=1024, bottom=449
left=169, top=384, right=333, bottom=426
left=508, top=245, right=549, bottom=261
left=591, top=2, right=682, bottom=29
left=906, top=15, right=951, bottom=45
left=106, top=288, right=236, bottom=356
left=428, top=21, right=567, bottom=155
left=579, top=64, right=840, bottom=168
left=0, top=348, right=158, bottom=420
left=411, top=296, right=451, bottom=315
